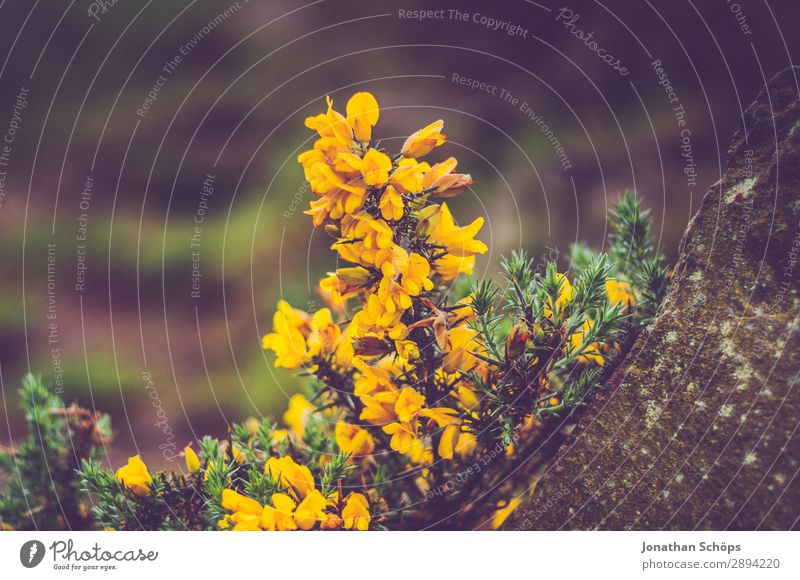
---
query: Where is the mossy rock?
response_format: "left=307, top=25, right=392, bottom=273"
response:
left=506, top=67, right=800, bottom=530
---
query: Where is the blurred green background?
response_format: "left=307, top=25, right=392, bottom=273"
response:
left=1, top=0, right=797, bottom=467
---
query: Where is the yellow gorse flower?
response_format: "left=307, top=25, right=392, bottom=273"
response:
left=345, top=91, right=379, bottom=143
left=544, top=273, right=574, bottom=320
left=260, top=492, right=298, bottom=531
left=294, top=489, right=329, bottom=530
left=390, top=158, right=430, bottom=193
left=342, top=493, right=371, bottom=531
left=361, top=149, right=392, bottom=187
left=569, top=319, right=605, bottom=366
left=283, top=393, right=315, bottom=436
left=359, top=390, right=399, bottom=425
left=184, top=445, right=201, bottom=473
left=401, top=119, right=445, bottom=158
left=220, top=488, right=263, bottom=531
left=115, top=455, right=152, bottom=497
left=335, top=421, right=376, bottom=458
left=379, top=185, right=404, bottom=221
left=606, top=279, right=636, bottom=308
left=426, top=202, right=488, bottom=258
left=261, top=301, right=311, bottom=369
left=265, top=455, right=316, bottom=500
left=394, top=386, right=425, bottom=423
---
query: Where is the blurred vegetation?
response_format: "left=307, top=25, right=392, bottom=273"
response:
left=0, top=0, right=797, bottom=467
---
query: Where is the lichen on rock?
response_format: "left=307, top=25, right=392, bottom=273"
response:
left=506, top=67, right=800, bottom=531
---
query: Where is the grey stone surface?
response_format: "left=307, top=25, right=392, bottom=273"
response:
left=506, top=67, right=800, bottom=530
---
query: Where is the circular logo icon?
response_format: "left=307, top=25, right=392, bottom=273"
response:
left=20, top=540, right=46, bottom=568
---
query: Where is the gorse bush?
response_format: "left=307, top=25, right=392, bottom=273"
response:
left=0, top=374, right=110, bottom=530
left=0, top=93, right=667, bottom=531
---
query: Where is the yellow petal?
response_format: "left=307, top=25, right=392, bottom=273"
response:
left=437, top=424, right=461, bottom=460
left=346, top=92, right=380, bottom=143
left=184, top=445, right=201, bottom=473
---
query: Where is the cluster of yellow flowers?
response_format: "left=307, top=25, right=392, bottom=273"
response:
left=218, top=456, right=370, bottom=531
left=219, top=488, right=370, bottom=531
left=262, top=92, right=492, bottom=467
left=113, top=96, right=638, bottom=519
left=261, top=93, right=639, bottom=468
left=98, top=99, right=654, bottom=531
left=115, top=450, right=372, bottom=531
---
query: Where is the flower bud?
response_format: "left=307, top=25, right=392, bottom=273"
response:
left=184, top=445, right=201, bottom=473
left=336, top=266, right=372, bottom=287
left=430, top=173, right=473, bottom=198
left=505, top=324, right=531, bottom=358
left=245, top=417, right=260, bottom=435
left=401, top=120, right=445, bottom=158
left=321, top=513, right=343, bottom=530
left=324, top=223, right=340, bottom=238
